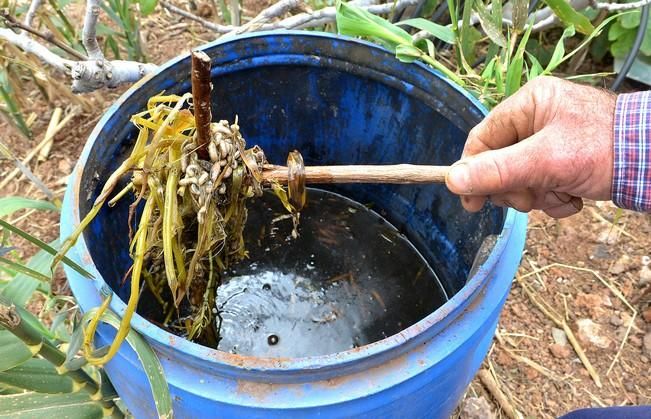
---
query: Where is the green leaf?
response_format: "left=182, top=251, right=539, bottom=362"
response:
left=641, top=23, right=651, bottom=55
left=336, top=1, right=412, bottom=49
left=614, top=54, right=651, bottom=85
left=0, top=331, right=32, bottom=373
left=0, top=392, right=104, bottom=418
left=63, top=320, right=85, bottom=371
left=397, top=18, right=455, bottom=44
left=0, top=359, right=73, bottom=393
left=545, top=25, right=576, bottom=73
left=0, top=385, right=21, bottom=395
left=608, top=20, right=628, bottom=41
left=474, top=0, right=507, bottom=47
left=527, top=53, right=544, bottom=79
left=481, top=56, right=497, bottom=80
left=0, top=197, right=59, bottom=219
left=0, top=219, right=93, bottom=280
left=611, top=31, right=636, bottom=58
left=83, top=309, right=172, bottom=418
left=139, top=0, right=158, bottom=15
left=542, top=0, right=595, bottom=35
left=621, top=10, right=641, bottom=29
left=2, top=242, right=57, bottom=307
left=395, top=44, right=422, bottom=63
left=0, top=258, right=49, bottom=283
left=511, top=0, right=528, bottom=31
left=590, top=26, right=612, bottom=62
left=460, top=0, right=479, bottom=64
left=505, top=18, right=533, bottom=97
left=550, top=13, right=624, bottom=72
left=421, top=0, right=440, bottom=17
left=0, top=77, right=30, bottom=139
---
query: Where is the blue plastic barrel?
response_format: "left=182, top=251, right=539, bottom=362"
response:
left=61, top=32, right=527, bottom=418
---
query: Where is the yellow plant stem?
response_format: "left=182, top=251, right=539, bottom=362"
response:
left=163, top=143, right=181, bottom=298
left=83, top=196, right=155, bottom=366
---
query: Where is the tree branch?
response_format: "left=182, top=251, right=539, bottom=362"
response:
left=22, top=0, right=42, bottom=30
left=226, top=0, right=301, bottom=35
left=160, top=0, right=234, bottom=33
left=0, top=27, right=157, bottom=92
left=252, top=0, right=420, bottom=31
left=0, top=27, right=70, bottom=71
left=593, top=0, right=651, bottom=10
left=0, top=11, right=88, bottom=60
left=191, top=50, right=212, bottom=153
left=82, top=0, right=103, bottom=60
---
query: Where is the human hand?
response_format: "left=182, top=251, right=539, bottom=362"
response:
left=445, top=76, right=617, bottom=218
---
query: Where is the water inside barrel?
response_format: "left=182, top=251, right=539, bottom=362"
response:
left=215, top=188, right=448, bottom=357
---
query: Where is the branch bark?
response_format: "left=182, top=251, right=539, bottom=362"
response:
left=22, top=0, right=42, bottom=30
left=226, top=0, right=301, bottom=36
left=593, top=0, right=651, bottom=10
left=191, top=50, right=213, bottom=153
left=1, top=11, right=88, bottom=60
left=82, top=0, right=104, bottom=60
left=160, top=0, right=234, bottom=33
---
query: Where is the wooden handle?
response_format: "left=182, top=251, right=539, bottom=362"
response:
left=262, top=164, right=450, bottom=184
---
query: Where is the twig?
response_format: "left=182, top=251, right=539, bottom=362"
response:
left=477, top=369, right=520, bottom=419
left=230, top=0, right=241, bottom=26
left=593, top=0, right=651, bottom=10
left=495, top=331, right=567, bottom=382
left=516, top=274, right=603, bottom=388
left=0, top=109, right=76, bottom=191
left=191, top=50, right=213, bottom=153
left=0, top=26, right=157, bottom=92
left=2, top=0, right=420, bottom=92
left=22, top=0, right=42, bottom=29
left=82, top=0, right=104, bottom=60
left=37, top=107, right=62, bottom=161
left=0, top=11, right=88, bottom=60
left=589, top=208, right=637, bottom=240
left=227, top=0, right=302, bottom=35
left=160, top=0, right=234, bottom=32
left=0, top=141, right=55, bottom=201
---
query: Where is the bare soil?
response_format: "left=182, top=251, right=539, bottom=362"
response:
left=1, top=2, right=650, bottom=418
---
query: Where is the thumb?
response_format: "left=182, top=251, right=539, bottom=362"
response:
left=446, top=135, right=550, bottom=196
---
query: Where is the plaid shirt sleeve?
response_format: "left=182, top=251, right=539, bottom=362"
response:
left=612, top=91, right=651, bottom=212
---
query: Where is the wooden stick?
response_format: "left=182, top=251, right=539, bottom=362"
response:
left=190, top=50, right=212, bottom=155
left=477, top=369, right=520, bottom=419
left=37, top=107, right=62, bottom=161
left=262, top=164, right=450, bottom=184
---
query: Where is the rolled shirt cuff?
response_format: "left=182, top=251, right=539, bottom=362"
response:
left=612, top=91, right=651, bottom=212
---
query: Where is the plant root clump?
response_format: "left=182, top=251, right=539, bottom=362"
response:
left=56, top=93, right=295, bottom=363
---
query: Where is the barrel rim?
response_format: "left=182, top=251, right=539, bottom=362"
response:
left=62, top=30, right=520, bottom=373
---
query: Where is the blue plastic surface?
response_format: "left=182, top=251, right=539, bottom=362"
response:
left=60, top=31, right=528, bottom=418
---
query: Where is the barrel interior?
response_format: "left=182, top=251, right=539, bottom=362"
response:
left=79, top=36, right=504, bottom=348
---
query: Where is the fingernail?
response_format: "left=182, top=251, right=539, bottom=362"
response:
left=447, top=163, right=472, bottom=193
left=570, top=197, right=583, bottom=211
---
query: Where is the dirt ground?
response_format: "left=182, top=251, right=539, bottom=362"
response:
left=1, top=2, right=650, bottom=418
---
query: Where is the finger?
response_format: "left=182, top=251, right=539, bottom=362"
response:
left=462, top=79, right=545, bottom=158
left=488, top=190, right=535, bottom=212
left=533, top=191, right=580, bottom=210
left=446, top=132, right=552, bottom=196
left=543, top=198, right=583, bottom=218
left=460, top=195, right=486, bottom=212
